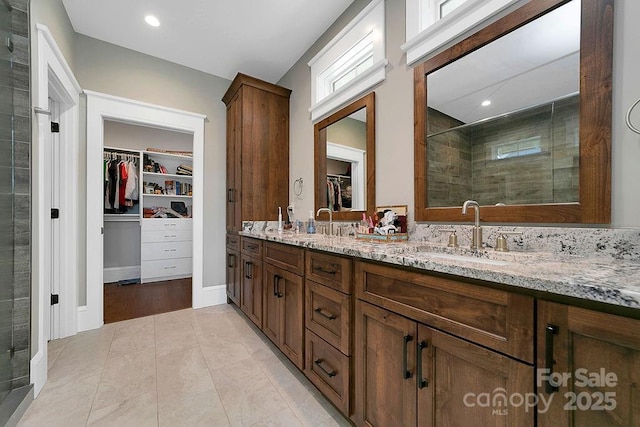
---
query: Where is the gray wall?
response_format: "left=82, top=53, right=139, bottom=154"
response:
left=280, top=0, right=640, bottom=228
left=73, top=34, right=230, bottom=301
left=327, top=117, right=366, bottom=150
left=31, top=0, right=230, bottom=314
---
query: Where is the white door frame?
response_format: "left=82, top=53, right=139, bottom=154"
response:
left=33, top=24, right=81, bottom=397
left=83, top=91, right=209, bottom=333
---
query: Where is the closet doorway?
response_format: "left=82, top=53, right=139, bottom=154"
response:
left=84, top=91, right=209, bottom=332
left=102, top=121, right=194, bottom=323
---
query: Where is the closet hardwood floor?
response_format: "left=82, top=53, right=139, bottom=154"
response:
left=104, top=278, right=192, bottom=323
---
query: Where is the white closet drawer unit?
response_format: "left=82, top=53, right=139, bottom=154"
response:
left=141, top=218, right=192, bottom=231
left=141, top=241, right=193, bottom=261
left=141, top=258, right=192, bottom=280
left=142, top=229, right=192, bottom=243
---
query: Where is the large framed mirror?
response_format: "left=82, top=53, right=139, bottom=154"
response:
left=414, top=0, right=613, bottom=224
left=315, top=92, right=375, bottom=220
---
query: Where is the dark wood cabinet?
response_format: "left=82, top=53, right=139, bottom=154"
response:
left=262, top=244, right=305, bottom=370
left=537, top=301, right=640, bottom=427
left=240, top=252, right=263, bottom=329
left=354, top=300, right=533, bottom=427
left=225, top=233, right=241, bottom=305
left=223, top=73, right=291, bottom=232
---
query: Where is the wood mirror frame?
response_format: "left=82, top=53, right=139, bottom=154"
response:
left=414, top=0, right=613, bottom=224
left=315, top=92, right=376, bottom=221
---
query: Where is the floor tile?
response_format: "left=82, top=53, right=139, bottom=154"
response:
left=87, top=391, right=158, bottom=427
left=156, top=346, right=215, bottom=404
left=92, top=347, right=156, bottom=411
left=158, top=389, right=229, bottom=427
left=21, top=306, right=352, bottom=427
left=251, top=407, right=304, bottom=427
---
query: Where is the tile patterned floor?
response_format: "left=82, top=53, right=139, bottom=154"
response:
left=18, top=304, right=351, bottom=427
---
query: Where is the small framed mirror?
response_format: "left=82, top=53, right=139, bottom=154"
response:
left=314, top=93, right=376, bottom=220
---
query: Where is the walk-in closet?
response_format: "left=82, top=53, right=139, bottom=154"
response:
left=102, top=121, right=194, bottom=322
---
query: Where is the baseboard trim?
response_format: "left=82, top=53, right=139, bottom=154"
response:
left=103, top=266, right=140, bottom=284
left=197, top=284, right=227, bottom=308
left=29, top=350, right=46, bottom=397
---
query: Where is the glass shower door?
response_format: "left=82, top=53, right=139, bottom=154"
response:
left=0, top=0, right=16, bottom=404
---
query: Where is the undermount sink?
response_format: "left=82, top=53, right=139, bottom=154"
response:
left=408, top=243, right=551, bottom=264
left=426, top=252, right=510, bottom=266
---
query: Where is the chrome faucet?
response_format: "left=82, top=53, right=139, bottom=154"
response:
left=316, top=208, right=333, bottom=236
left=462, top=200, right=482, bottom=250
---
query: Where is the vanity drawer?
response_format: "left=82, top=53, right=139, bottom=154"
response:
left=306, top=280, right=351, bottom=355
left=264, top=242, right=304, bottom=275
left=241, top=237, right=263, bottom=258
left=355, top=261, right=534, bottom=363
left=226, top=233, right=240, bottom=251
left=306, top=251, right=352, bottom=294
left=142, top=241, right=192, bottom=261
left=142, top=229, right=192, bottom=243
left=305, top=330, right=350, bottom=415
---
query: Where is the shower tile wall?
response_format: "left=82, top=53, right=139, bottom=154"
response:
left=427, top=108, right=472, bottom=207
left=0, top=0, right=31, bottom=398
left=427, top=96, right=579, bottom=207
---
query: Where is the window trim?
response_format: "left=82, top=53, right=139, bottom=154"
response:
left=308, top=0, right=387, bottom=122
left=402, top=0, right=526, bottom=65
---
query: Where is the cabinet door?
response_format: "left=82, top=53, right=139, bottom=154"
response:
left=241, top=254, right=263, bottom=328
left=226, top=250, right=240, bottom=305
left=262, top=264, right=281, bottom=345
left=538, top=301, right=640, bottom=427
left=226, top=92, right=242, bottom=232
left=417, top=325, right=534, bottom=427
left=280, top=268, right=304, bottom=370
left=354, top=300, right=417, bottom=427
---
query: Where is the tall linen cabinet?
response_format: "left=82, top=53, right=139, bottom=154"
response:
left=223, top=73, right=291, bottom=304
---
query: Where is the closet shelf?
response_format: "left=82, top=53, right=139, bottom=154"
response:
left=104, top=214, right=140, bottom=222
left=143, top=171, right=192, bottom=180
left=143, top=194, right=192, bottom=199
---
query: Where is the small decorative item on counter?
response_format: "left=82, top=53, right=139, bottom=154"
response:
left=355, top=206, right=409, bottom=242
left=306, top=211, right=316, bottom=234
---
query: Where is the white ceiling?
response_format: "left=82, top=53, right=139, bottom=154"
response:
left=429, top=0, right=580, bottom=124
left=61, top=0, right=355, bottom=83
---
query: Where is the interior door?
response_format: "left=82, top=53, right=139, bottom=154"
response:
left=49, top=97, right=61, bottom=340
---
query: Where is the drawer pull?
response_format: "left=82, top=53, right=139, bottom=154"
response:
left=246, top=244, right=258, bottom=250
left=163, top=248, right=177, bottom=252
left=227, top=188, right=235, bottom=203
left=314, top=307, right=336, bottom=320
left=163, top=265, right=177, bottom=270
left=164, top=234, right=177, bottom=238
left=314, top=359, right=336, bottom=378
left=417, top=340, right=428, bottom=389
left=313, top=265, right=338, bottom=275
left=545, top=324, right=559, bottom=394
left=245, top=261, right=253, bottom=279
left=403, top=334, right=413, bottom=380
left=273, top=274, right=283, bottom=298
left=164, top=223, right=176, bottom=227
left=227, top=253, right=236, bottom=268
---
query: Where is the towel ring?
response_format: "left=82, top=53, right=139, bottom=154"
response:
left=293, top=177, right=303, bottom=197
left=625, top=97, right=640, bottom=135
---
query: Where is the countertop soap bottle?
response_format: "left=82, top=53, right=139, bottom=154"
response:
left=307, top=210, right=316, bottom=234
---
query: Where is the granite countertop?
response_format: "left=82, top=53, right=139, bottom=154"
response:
left=239, top=230, right=640, bottom=310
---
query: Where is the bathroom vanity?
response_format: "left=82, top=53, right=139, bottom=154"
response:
left=227, top=229, right=640, bottom=426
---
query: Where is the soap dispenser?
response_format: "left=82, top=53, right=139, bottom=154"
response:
left=306, top=210, right=316, bottom=234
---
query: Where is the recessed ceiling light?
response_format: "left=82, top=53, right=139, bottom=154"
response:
left=481, top=100, right=491, bottom=107
left=145, top=15, right=160, bottom=27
